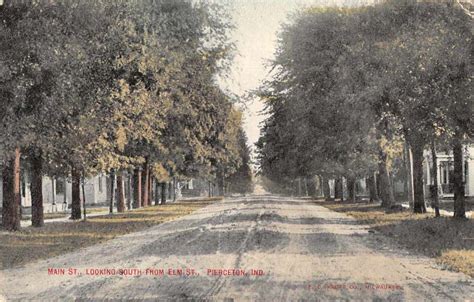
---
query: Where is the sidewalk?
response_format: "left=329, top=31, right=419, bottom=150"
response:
left=400, top=202, right=473, bottom=218
left=19, top=211, right=109, bottom=228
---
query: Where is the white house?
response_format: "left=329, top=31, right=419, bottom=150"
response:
left=423, top=144, right=474, bottom=198
left=0, top=174, right=109, bottom=213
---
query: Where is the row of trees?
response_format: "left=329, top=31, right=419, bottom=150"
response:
left=0, top=0, right=252, bottom=231
left=257, top=1, right=472, bottom=217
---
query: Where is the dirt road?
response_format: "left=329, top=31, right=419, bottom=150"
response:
left=0, top=195, right=472, bottom=301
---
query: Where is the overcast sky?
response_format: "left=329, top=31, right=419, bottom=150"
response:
left=220, top=0, right=376, bottom=152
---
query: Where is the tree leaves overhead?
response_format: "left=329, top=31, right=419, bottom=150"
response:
left=257, top=1, right=472, bottom=194
left=0, top=0, right=248, bottom=184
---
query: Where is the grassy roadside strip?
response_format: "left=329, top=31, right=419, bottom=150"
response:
left=20, top=207, right=112, bottom=221
left=313, top=199, right=474, bottom=278
left=0, top=197, right=222, bottom=270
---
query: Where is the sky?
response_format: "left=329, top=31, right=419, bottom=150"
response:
left=220, top=0, right=295, bottom=148
left=220, top=0, right=376, bottom=152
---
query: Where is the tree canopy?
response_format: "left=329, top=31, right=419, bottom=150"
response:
left=0, top=0, right=252, bottom=230
left=257, top=1, right=472, bottom=216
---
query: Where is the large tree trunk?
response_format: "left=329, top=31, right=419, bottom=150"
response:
left=133, top=168, right=141, bottom=209
left=367, top=173, right=378, bottom=203
left=378, top=147, right=395, bottom=208
left=453, top=135, right=465, bottom=218
left=430, top=141, right=440, bottom=217
left=2, top=148, right=21, bottom=231
left=161, top=182, right=167, bottom=205
left=347, top=176, right=356, bottom=203
left=109, top=170, right=115, bottom=214
left=71, top=167, right=82, bottom=220
left=116, top=172, right=125, bottom=213
left=411, top=143, right=426, bottom=213
left=31, top=152, right=44, bottom=227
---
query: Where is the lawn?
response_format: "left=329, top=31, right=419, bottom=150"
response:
left=0, top=197, right=221, bottom=270
left=314, top=199, right=474, bottom=278
left=20, top=207, right=110, bottom=221
left=21, top=213, right=69, bottom=221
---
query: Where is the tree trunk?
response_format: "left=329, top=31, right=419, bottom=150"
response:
left=411, top=143, right=426, bottom=213
left=453, top=135, right=465, bottom=218
left=127, top=171, right=132, bottom=210
left=405, top=143, right=414, bottom=208
left=82, top=175, right=87, bottom=221
left=161, top=182, right=167, bottom=204
left=142, top=160, right=149, bottom=207
left=168, top=182, right=172, bottom=200
left=146, top=165, right=151, bottom=206
left=334, top=178, right=340, bottom=200
left=378, top=147, right=395, bottom=208
left=133, top=168, right=141, bottom=209
left=150, top=177, right=155, bottom=205
left=154, top=179, right=160, bottom=206
left=430, top=141, right=440, bottom=217
left=109, top=170, right=115, bottom=214
left=117, top=172, right=125, bottom=213
left=334, top=178, right=343, bottom=201
left=31, top=152, right=44, bottom=227
left=63, top=177, right=68, bottom=209
left=222, top=176, right=226, bottom=196
left=208, top=181, right=212, bottom=197
left=173, top=177, right=177, bottom=202
left=367, top=173, right=378, bottom=203
left=306, top=176, right=316, bottom=197
left=296, top=178, right=302, bottom=196
left=71, top=167, right=82, bottom=220
left=323, top=177, right=331, bottom=200
left=347, top=176, right=356, bottom=203
left=51, top=177, right=56, bottom=206
left=2, top=148, right=21, bottom=231
left=217, top=174, right=224, bottom=196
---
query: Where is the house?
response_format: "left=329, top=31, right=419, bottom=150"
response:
left=181, top=179, right=216, bottom=197
left=423, top=144, right=474, bottom=198
left=0, top=174, right=110, bottom=213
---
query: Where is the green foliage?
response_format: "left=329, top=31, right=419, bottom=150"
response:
left=257, top=1, right=472, bottom=193
left=0, top=1, right=249, bottom=188
left=226, top=128, right=254, bottom=194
